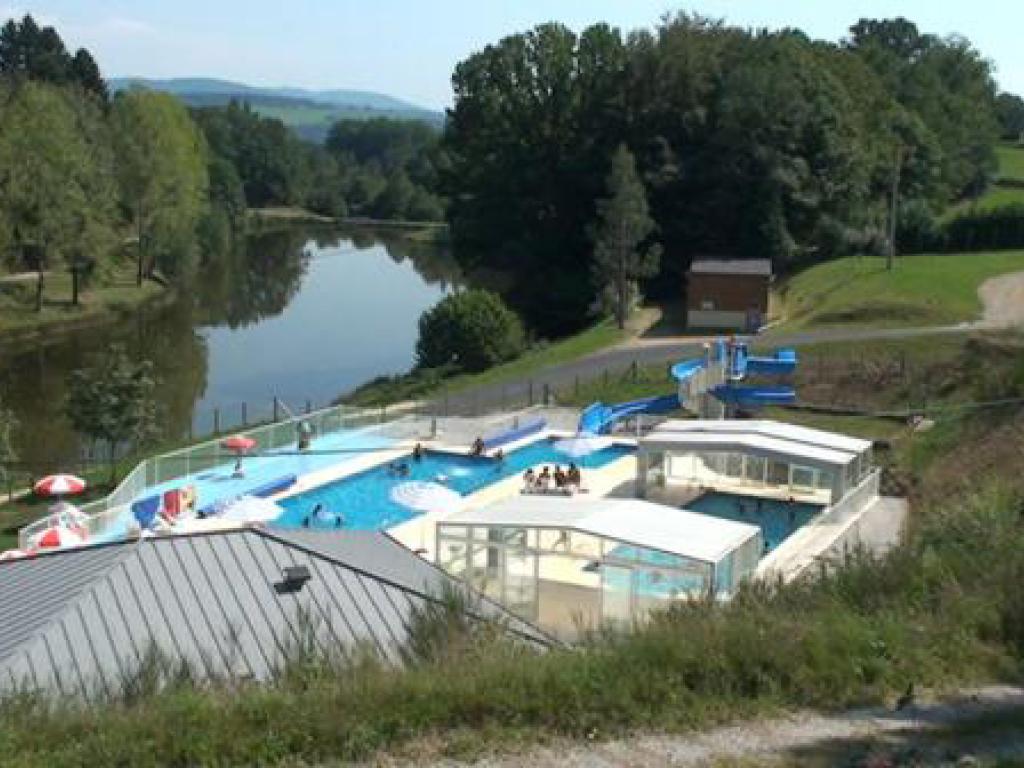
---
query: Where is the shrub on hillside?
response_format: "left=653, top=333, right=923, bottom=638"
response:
left=416, top=289, right=525, bottom=372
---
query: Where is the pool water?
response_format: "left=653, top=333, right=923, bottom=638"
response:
left=276, top=438, right=634, bottom=530
left=686, top=492, right=821, bottom=553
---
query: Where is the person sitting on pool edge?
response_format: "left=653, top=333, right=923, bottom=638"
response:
left=412, top=442, right=425, bottom=461
left=522, top=468, right=536, bottom=492
left=567, top=463, right=582, bottom=489
left=537, top=466, right=552, bottom=490
left=470, top=436, right=485, bottom=456
left=553, top=465, right=567, bottom=488
left=232, top=458, right=245, bottom=478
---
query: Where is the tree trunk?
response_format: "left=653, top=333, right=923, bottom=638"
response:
left=35, top=268, right=44, bottom=312
left=71, top=264, right=79, bottom=306
left=136, top=205, right=144, bottom=287
left=108, top=441, right=118, bottom=486
left=616, top=258, right=627, bottom=330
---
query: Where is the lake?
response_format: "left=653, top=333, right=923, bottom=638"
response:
left=0, top=226, right=459, bottom=470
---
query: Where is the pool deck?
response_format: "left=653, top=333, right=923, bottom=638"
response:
left=268, top=428, right=639, bottom=561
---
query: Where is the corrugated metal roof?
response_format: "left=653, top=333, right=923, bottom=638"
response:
left=689, top=259, right=773, bottom=276
left=0, top=529, right=550, bottom=698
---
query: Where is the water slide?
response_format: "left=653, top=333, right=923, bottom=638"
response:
left=743, top=348, right=797, bottom=376
left=578, top=394, right=681, bottom=435
left=576, top=338, right=798, bottom=433
left=708, top=384, right=796, bottom=407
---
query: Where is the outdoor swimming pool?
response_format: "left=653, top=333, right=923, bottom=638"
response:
left=276, top=438, right=635, bottom=530
left=686, top=491, right=821, bottom=552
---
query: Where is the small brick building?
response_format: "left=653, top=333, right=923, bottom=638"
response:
left=686, top=259, right=772, bottom=331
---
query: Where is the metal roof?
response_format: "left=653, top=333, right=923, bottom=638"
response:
left=442, top=497, right=761, bottom=565
left=689, top=259, right=773, bottom=276
left=0, top=529, right=549, bottom=698
left=653, top=420, right=873, bottom=454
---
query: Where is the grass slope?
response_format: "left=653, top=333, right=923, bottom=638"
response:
left=776, top=252, right=1024, bottom=330
left=945, top=143, right=1024, bottom=217
left=996, top=143, right=1024, bottom=182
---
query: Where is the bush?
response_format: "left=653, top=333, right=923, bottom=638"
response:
left=416, top=289, right=525, bottom=372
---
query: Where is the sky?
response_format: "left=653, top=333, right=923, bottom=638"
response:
left=4, top=1, right=1023, bottom=110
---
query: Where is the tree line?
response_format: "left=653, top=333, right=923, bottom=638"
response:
left=442, top=14, right=1014, bottom=335
left=0, top=14, right=446, bottom=310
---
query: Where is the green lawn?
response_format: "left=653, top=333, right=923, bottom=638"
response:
left=776, top=251, right=1024, bottom=330
left=996, top=142, right=1024, bottom=182
left=0, top=261, right=165, bottom=337
left=346, top=318, right=632, bottom=406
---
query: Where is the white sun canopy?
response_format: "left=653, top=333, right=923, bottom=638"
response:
left=653, top=419, right=872, bottom=455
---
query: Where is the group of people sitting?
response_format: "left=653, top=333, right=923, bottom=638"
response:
left=522, top=464, right=582, bottom=494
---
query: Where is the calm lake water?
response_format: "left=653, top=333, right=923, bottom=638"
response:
left=0, top=226, right=458, bottom=469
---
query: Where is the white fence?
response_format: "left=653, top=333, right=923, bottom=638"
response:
left=17, top=405, right=584, bottom=549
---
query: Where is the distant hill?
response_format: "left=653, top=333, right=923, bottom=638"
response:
left=108, top=77, right=444, bottom=142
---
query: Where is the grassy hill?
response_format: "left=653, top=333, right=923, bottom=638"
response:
left=108, top=77, right=444, bottom=142
left=776, top=251, right=1024, bottom=330
left=945, top=142, right=1024, bottom=218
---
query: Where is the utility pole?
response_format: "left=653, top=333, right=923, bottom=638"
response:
left=887, top=144, right=902, bottom=272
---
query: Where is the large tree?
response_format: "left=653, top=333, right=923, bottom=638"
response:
left=0, top=14, right=108, bottom=101
left=111, top=89, right=209, bottom=282
left=0, top=81, right=116, bottom=308
left=591, top=145, right=660, bottom=329
left=65, top=345, right=159, bottom=483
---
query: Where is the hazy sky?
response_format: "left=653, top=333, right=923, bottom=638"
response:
left=5, top=1, right=1023, bottom=109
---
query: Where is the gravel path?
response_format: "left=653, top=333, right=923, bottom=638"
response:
left=978, top=271, right=1024, bottom=328
left=408, top=686, right=1024, bottom=767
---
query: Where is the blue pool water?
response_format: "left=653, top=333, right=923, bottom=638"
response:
left=96, top=427, right=396, bottom=543
left=687, top=492, right=821, bottom=553
left=276, top=438, right=634, bottom=530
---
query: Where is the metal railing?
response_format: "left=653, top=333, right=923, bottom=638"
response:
left=17, top=402, right=397, bottom=549
left=15, top=403, right=582, bottom=549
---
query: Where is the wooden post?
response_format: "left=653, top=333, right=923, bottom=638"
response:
left=272, top=397, right=280, bottom=422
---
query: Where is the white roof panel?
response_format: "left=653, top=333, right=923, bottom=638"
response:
left=654, top=419, right=872, bottom=454
left=640, top=430, right=856, bottom=469
left=442, top=496, right=761, bottom=564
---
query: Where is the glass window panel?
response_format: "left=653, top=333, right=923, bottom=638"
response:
left=726, top=453, right=744, bottom=478
left=792, top=466, right=815, bottom=491
left=766, top=460, right=789, bottom=487
left=744, top=455, right=766, bottom=486
left=600, top=564, right=633, bottom=625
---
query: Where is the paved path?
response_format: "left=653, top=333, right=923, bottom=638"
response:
left=413, top=686, right=1024, bottom=767
left=437, top=272, right=1024, bottom=417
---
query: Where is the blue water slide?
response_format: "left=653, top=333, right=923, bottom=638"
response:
left=670, top=358, right=705, bottom=382
left=744, top=348, right=797, bottom=376
left=578, top=393, right=681, bottom=435
left=709, top=385, right=796, bottom=407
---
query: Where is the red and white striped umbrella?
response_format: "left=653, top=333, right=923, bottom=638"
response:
left=30, top=525, right=85, bottom=550
left=0, top=548, right=32, bottom=561
left=221, top=435, right=257, bottom=454
left=33, top=474, right=86, bottom=497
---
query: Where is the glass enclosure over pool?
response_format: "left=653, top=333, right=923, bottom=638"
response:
left=276, top=438, right=634, bottom=530
left=687, top=491, right=821, bottom=553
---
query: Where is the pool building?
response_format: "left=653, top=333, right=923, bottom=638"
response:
left=436, top=497, right=763, bottom=637
left=11, top=406, right=905, bottom=648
